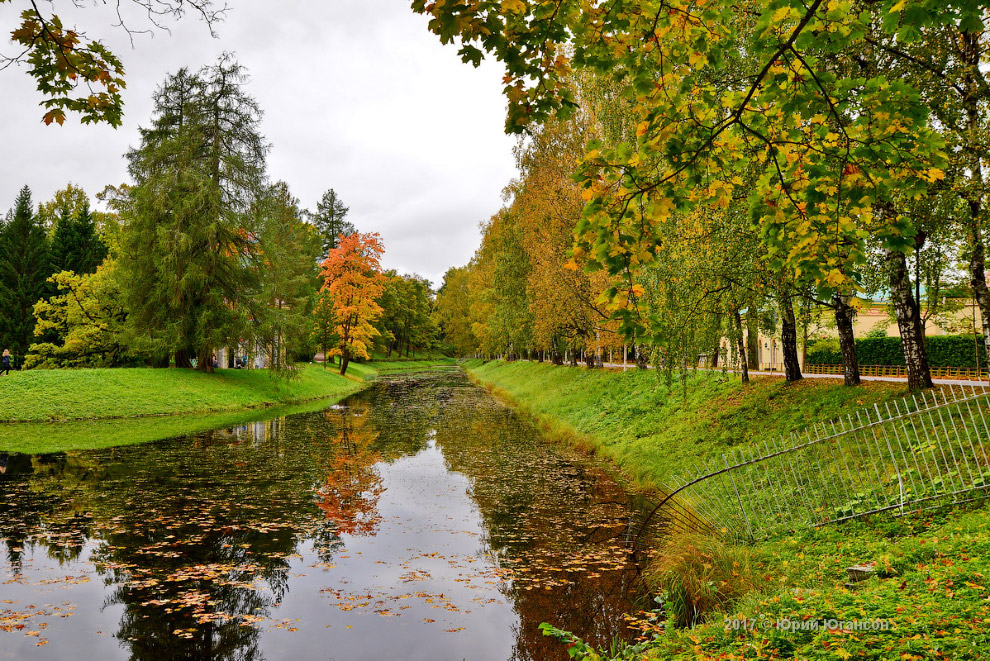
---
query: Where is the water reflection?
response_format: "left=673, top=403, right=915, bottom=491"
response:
left=0, top=368, right=648, bottom=660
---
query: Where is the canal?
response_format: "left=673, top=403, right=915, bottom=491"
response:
left=0, top=368, right=651, bottom=660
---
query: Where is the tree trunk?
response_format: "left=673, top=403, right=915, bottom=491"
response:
left=550, top=348, right=563, bottom=365
left=833, top=293, right=861, bottom=386
left=887, top=249, right=934, bottom=390
left=174, top=349, right=193, bottom=369
left=635, top=344, right=649, bottom=369
left=733, top=309, right=749, bottom=384
left=339, top=348, right=350, bottom=376
left=196, top=347, right=213, bottom=373
left=778, top=294, right=802, bottom=382
left=746, top=320, right=759, bottom=370
left=968, top=224, right=990, bottom=370
left=584, top=348, right=596, bottom=369
left=711, top=313, right=722, bottom=368
left=569, top=349, right=578, bottom=367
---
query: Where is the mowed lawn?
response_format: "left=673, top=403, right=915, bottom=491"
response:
left=0, top=362, right=376, bottom=422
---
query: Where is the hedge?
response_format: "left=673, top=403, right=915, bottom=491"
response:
left=806, top=335, right=988, bottom=369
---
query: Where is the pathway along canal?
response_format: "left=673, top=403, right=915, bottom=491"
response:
left=0, top=367, right=652, bottom=660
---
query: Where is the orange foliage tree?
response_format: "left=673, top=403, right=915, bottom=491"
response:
left=318, top=232, right=387, bottom=375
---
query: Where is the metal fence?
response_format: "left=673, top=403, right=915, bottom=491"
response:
left=633, top=384, right=990, bottom=547
left=805, top=363, right=986, bottom=381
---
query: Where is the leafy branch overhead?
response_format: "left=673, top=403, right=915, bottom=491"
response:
left=2, top=0, right=225, bottom=126
left=412, top=0, right=964, bottom=332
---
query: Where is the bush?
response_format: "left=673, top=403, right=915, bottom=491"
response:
left=645, top=532, right=757, bottom=628
left=807, top=334, right=988, bottom=369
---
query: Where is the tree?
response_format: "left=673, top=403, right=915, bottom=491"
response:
left=0, top=185, right=51, bottom=359
left=3, top=0, right=223, bottom=126
left=308, top=189, right=355, bottom=259
left=119, top=55, right=268, bottom=371
left=319, top=232, right=387, bottom=375
left=414, top=0, right=945, bottom=383
left=50, top=200, right=108, bottom=276
left=311, top=289, right=339, bottom=367
left=434, top=266, right=478, bottom=356
left=26, top=262, right=135, bottom=368
left=253, top=181, right=321, bottom=374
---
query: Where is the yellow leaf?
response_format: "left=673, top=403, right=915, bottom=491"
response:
left=501, top=0, right=527, bottom=13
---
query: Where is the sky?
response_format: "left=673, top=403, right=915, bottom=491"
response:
left=0, top=0, right=518, bottom=286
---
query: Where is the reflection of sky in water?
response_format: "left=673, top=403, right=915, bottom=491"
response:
left=267, top=439, right=516, bottom=661
left=0, top=370, right=646, bottom=660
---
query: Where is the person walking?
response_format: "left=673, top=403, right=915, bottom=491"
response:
left=1, top=349, right=10, bottom=376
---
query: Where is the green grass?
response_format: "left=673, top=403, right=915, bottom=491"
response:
left=466, top=360, right=910, bottom=489
left=0, top=359, right=454, bottom=454
left=0, top=397, right=345, bottom=454
left=648, top=506, right=990, bottom=660
left=465, top=360, right=990, bottom=660
left=0, top=362, right=375, bottom=423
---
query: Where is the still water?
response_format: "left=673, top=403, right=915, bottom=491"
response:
left=0, top=368, right=650, bottom=660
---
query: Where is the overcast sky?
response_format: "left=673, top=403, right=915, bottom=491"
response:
left=0, top=0, right=517, bottom=286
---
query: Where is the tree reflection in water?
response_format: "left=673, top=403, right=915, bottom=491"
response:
left=0, top=368, right=649, bottom=661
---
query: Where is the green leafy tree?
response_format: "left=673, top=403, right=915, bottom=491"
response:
left=434, top=266, right=478, bottom=356
left=119, top=55, right=268, bottom=371
left=0, top=185, right=51, bottom=360
left=27, top=262, right=136, bottom=368
left=308, top=189, right=355, bottom=259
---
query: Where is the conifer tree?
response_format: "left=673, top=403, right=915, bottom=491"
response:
left=308, top=189, right=355, bottom=258
left=51, top=201, right=108, bottom=276
left=119, top=55, right=268, bottom=371
left=0, top=186, right=52, bottom=359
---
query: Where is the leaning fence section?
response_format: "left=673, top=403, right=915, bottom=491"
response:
left=636, top=384, right=990, bottom=545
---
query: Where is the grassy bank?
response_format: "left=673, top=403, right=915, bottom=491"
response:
left=0, top=359, right=451, bottom=454
left=465, top=359, right=910, bottom=488
left=0, top=362, right=376, bottom=423
left=466, top=360, right=990, bottom=660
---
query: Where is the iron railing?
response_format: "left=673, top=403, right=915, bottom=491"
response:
left=633, top=384, right=990, bottom=547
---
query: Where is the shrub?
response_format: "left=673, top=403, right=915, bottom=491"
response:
left=806, top=334, right=988, bottom=369
left=644, top=532, right=758, bottom=628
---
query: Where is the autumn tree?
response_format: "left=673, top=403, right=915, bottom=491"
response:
left=414, top=0, right=947, bottom=388
left=319, top=232, right=387, bottom=375
left=119, top=56, right=267, bottom=371
left=434, top=266, right=478, bottom=356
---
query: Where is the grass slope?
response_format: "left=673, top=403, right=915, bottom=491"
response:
left=466, top=360, right=909, bottom=488
left=0, top=362, right=375, bottom=423
left=466, top=360, right=990, bottom=660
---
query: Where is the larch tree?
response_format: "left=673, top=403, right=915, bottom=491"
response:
left=120, top=55, right=268, bottom=371
left=319, top=232, right=387, bottom=376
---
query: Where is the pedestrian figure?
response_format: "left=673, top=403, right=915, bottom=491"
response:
left=1, top=349, right=10, bottom=376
